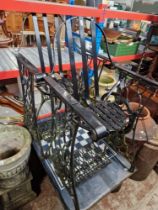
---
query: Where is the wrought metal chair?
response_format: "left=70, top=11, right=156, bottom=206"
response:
left=16, top=15, right=158, bottom=210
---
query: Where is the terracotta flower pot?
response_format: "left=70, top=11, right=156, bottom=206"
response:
left=124, top=102, right=158, bottom=181
left=130, top=142, right=158, bottom=181
left=126, top=102, right=157, bottom=142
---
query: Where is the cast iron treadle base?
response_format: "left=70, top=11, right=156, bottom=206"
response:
left=89, top=101, right=126, bottom=131
left=64, top=142, right=111, bottom=187
left=33, top=138, right=132, bottom=210
left=39, top=120, right=112, bottom=189
left=35, top=118, right=132, bottom=210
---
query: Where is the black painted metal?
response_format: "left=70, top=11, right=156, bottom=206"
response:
left=45, top=75, right=107, bottom=140
left=115, top=63, right=158, bottom=90
left=16, top=53, right=38, bottom=74
left=89, top=101, right=126, bottom=132
left=32, top=140, right=75, bottom=210
left=55, top=16, right=64, bottom=74
left=70, top=124, right=80, bottom=210
left=16, top=54, right=38, bottom=139
left=32, top=134, right=132, bottom=210
left=43, top=14, right=54, bottom=72
left=91, top=19, right=99, bottom=98
left=66, top=18, right=79, bottom=100
left=79, top=17, right=89, bottom=99
left=32, top=14, right=46, bottom=73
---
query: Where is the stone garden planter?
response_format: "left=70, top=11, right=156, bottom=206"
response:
left=0, top=125, right=31, bottom=188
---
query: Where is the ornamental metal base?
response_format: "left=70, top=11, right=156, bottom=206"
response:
left=0, top=174, right=36, bottom=210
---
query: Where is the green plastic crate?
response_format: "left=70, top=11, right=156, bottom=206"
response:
left=101, top=41, right=139, bottom=56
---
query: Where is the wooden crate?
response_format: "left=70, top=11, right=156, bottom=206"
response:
left=6, top=12, right=54, bottom=35
left=27, top=14, right=55, bottom=34
left=6, top=12, right=23, bottom=33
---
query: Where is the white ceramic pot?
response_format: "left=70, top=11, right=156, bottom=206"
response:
left=0, top=125, right=31, bottom=188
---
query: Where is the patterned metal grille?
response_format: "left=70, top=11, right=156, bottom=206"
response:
left=38, top=117, right=114, bottom=190
left=18, top=62, right=38, bottom=139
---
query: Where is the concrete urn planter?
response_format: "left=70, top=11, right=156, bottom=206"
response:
left=0, top=125, right=31, bottom=188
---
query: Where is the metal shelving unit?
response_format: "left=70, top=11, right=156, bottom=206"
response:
left=0, top=47, right=155, bottom=80
left=0, top=2, right=158, bottom=80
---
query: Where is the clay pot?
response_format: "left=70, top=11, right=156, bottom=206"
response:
left=0, top=125, right=31, bottom=188
left=126, top=102, right=157, bottom=142
left=130, top=141, right=158, bottom=181
left=127, top=84, right=158, bottom=123
left=125, top=102, right=158, bottom=181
